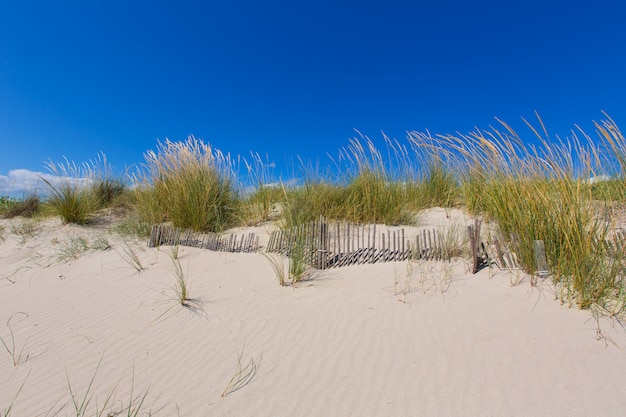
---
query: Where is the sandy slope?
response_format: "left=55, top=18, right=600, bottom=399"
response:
left=0, top=210, right=625, bottom=417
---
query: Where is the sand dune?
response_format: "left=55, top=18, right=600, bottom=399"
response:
left=1, top=210, right=625, bottom=417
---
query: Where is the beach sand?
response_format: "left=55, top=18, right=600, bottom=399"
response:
left=1, top=209, right=625, bottom=417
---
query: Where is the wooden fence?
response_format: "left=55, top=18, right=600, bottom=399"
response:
left=148, top=224, right=259, bottom=253
left=147, top=220, right=626, bottom=277
left=267, top=216, right=452, bottom=269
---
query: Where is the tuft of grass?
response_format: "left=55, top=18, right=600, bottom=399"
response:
left=87, top=153, right=127, bottom=208
left=416, top=114, right=626, bottom=309
left=288, top=241, right=309, bottom=284
left=419, top=162, right=460, bottom=208
left=42, top=153, right=125, bottom=225
left=1, top=372, right=29, bottom=417
left=0, top=196, right=40, bottom=218
left=65, top=358, right=153, bottom=417
left=90, top=235, right=112, bottom=251
left=280, top=181, right=344, bottom=228
left=42, top=158, right=99, bottom=225
left=171, top=256, right=191, bottom=306
left=0, top=312, right=30, bottom=367
left=116, top=238, right=145, bottom=273
left=438, top=221, right=468, bottom=259
left=221, top=346, right=259, bottom=397
left=134, top=136, right=240, bottom=232
left=262, top=253, right=288, bottom=286
left=170, top=244, right=180, bottom=260
left=278, top=136, right=458, bottom=227
left=263, top=240, right=314, bottom=286
left=115, top=213, right=153, bottom=238
left=239, top=152, right=284, bottom=225
left=9, top=219, right=38, bottom=243
left=56, top=236, right=90, bottom=262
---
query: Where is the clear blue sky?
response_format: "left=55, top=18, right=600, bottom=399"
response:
left=1, top=0, right=625, bottom=190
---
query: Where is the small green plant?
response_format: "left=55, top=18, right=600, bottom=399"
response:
left=1, top=371, right=29, bottom=417
left=116, top=238, right=145, bottom=273
left=66, top=358, right=116, bottom=417
left=115, top=214, right=152, bottom=238
left=170, top=244, right=180, bottom=260
left=65, top=358, right=153, bottom=417
left=262, top=252, right=288, bottom=286
left=42, top=158, right=98, bottom=225
left=0, top=312, right=30, bottom=367
left=438, top=221, right=467, bottom=259
left=221, top=346, right=259, bottom=397
left=289, top=241, right=309, bottom=284
left=86, top=153, right=126, bottom=208
left=263, top=240, right=313, bottom=286
left=0, top=196, right=40, bottom=218
left=56, top=236, right=90, bottom=262
left=90, top=235, right=112, bottom=251
left=9, top=219, right=38, bottom=242
left=171, top=257, right=191, bottom=306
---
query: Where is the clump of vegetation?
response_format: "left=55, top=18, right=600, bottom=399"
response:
left=263, top=237, right=313, bottom=286
left=0, top=312, right=30, bottom=367
left=278, top=136, right=460, bottom=228
left=0, top=196, right=40, bottom=218
left=171, top=256, right=191, bottom=306
left=56, top=236, right=90, bottom=261
left=116, top=238, right=145, bottom=273
left=9, top=219, right=38, bottom=242
left=87, top=153, right=128, bottom=211
left=221, top=346, right=259, bottom=397
left=0, top=197, right=20, bottom=215
left=65, top=358, right=153, bottom=417
left=414, top=114, right=626, bottom=309
left=239, top=152, right=285, bottom=225
left=134, top=136, right=240, bottom=232
left=42, top=153, right=126, bottom=225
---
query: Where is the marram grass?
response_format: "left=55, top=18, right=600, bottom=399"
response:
left=36, top=114, right=626, bottom=313
left=135, top=136, right=239, bottom=232
left=419, top=114, right=626, bottom=309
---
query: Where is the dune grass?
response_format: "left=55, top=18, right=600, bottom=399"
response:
left=171, top=256, right=191, bottom=307
left=0, top=196, right=40, bottom=219
left=9, top=219, right=38, bottom=243
left=116, top=238, right=145, bottom=273
left=42, top=153, right=126, bottom=225
left=27, top=114, right=626, bottom=312
left=0, top=312, right=30, bottom=367
left=221, top=346, right=259, bottom=397
left=64, top=358, right=153, bottom=417
left=134, top=136, right=240, bottom=232
left=411, top=114, right=626, bottom=309
left=1, top=372, right=28, bottom=417
left=277, top=136, right=459, bottom=228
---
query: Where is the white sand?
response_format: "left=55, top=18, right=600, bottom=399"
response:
left=1, top=210, right=625, bottom=417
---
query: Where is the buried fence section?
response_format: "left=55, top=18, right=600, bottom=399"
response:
left=148, top=224, right=259, bottom=253
left=267, top=217, right=451, bottom=269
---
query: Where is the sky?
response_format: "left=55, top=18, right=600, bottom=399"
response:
left=1, top=0, right=625, bottom=195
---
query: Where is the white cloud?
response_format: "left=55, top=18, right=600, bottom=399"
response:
left=0, top=169, right=91, bottom=197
